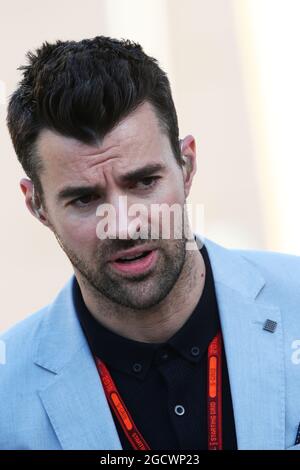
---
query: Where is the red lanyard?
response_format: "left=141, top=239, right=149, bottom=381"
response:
left=94, top=331, right=222, bottom=451
left=207, top=331, right=223, bottom=450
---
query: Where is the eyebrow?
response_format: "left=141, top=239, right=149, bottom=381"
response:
left=56, top=163, right=166, bottom=203
left=119, top=163, right=166, bottom=183
left=56, top=185, right=100, bottom=203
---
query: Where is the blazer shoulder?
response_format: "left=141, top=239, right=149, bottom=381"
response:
left=0, top=304, right=48, bottom=343
left=0, top=305, right=49, bottom=382
left=232, top=247, right=300, bottom=286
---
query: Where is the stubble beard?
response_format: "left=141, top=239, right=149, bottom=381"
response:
left=53, top=230, right=187, bottom=310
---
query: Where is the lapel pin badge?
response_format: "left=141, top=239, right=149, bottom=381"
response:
left=263, top=319, right=277, bottom=333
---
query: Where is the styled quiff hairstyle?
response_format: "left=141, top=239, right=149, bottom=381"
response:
left=6, top=35, right=183, bottom=200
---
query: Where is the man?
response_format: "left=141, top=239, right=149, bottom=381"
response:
left=1, top=36, right=300, bottom=450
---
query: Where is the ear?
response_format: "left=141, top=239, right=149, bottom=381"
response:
left=20, top=178, right=50, bottom=227
left=179, top=135, right=197, bottom=199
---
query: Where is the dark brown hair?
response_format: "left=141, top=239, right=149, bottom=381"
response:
left=6, top=36, right=182, bottom=199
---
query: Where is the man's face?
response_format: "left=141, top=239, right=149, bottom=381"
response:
left=33, top=102, right=195, bottom=309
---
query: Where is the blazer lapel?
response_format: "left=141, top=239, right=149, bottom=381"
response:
left=33, top=277, right=122, bottom=450
left=202, top=236, right=285, bottom=449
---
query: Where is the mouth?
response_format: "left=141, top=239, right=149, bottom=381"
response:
left=109, top=249, right=158, bottom=276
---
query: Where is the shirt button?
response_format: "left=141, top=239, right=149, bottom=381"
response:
left=191, top=346, right=200, bottom=357
left=132, top=363, right=142, bottom=373
left=174, top=405, right=185, bottom=416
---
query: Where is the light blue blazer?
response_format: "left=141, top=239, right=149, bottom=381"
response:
left=1, top=235, right=300, bottom=450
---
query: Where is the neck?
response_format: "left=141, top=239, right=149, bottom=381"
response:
left=75, top=239, right=206, bottom=344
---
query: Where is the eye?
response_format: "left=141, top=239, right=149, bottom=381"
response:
left=72, top=194, right=99, bottom=207
left=134, top=176, right=160, bottom=190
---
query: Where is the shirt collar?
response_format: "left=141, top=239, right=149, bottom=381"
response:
left=74, top=240, right=220, bottom=381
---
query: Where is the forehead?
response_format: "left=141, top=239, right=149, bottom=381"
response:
left=36, top=102, right=173, bottom=189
